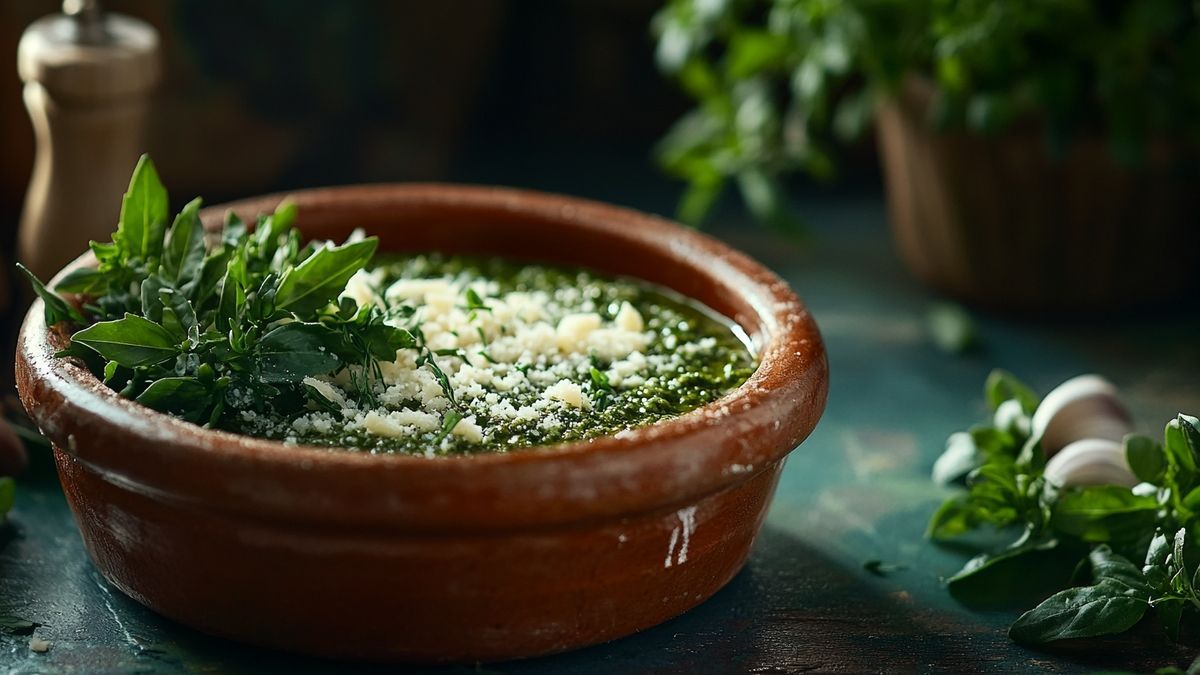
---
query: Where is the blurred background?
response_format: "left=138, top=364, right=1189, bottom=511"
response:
left=0, top=0, right=738, bottom=211
left=3, top=4, right=1200, bottom=671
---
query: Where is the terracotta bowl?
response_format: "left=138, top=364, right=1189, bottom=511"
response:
left=16, top=185, right=828, bottom=663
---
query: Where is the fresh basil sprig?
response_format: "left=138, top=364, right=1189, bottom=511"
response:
left=930, top=370, right=1200, bottom=646
left=22, top=155, right=456, bottom=429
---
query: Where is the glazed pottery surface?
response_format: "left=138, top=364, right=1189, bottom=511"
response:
left=16, top=185, right=828, bottom=662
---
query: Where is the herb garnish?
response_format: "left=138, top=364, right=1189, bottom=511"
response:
left=930, top=370, right=1200, bottom=645
left=22, top=155, right=457, bottom=431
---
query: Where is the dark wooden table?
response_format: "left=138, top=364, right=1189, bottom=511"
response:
left=3, top=151, right=1199, bottom=673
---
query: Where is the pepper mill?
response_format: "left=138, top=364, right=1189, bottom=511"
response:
left=16, top=0, right=160, bottom=280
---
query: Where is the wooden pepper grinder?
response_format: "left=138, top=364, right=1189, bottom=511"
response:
left=16, top=0, right=160, bottom=280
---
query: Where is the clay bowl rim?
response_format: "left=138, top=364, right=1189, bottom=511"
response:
left=17, top=183, right=828, bottom=531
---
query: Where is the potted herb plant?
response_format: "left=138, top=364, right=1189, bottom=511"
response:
left=653, top=0, right=1200, bottom=310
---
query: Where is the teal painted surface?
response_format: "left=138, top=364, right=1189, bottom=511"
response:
left=3, top=182, right=1198, bottom=673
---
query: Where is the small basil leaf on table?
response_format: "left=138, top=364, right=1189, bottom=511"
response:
left=1009, top=545, right=1152, bottom=645
left=72, top=313, right=180, bottom=367
left=1008, top=580, right=1149, bottom=644
left=1125, top=434, right=1167, bottom=484
left=255, top=323, right=341, bottom=383
left=947, top=534, right=1079, bottom=607
left=926, top=302, right=977, bottom=355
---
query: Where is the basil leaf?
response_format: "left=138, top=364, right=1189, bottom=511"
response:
left=140, top=274, right=169, bottom=323
left=115, top=155, right=169, bottom=260
left=218, top=264, right=246, bottom=331
left=1156, top=598, right=1185, bottom=642
left=256, top=323, right=341, bottom=383
left=90, top=240, right=120, bottom=264
left=946, top=534, right=1078, bottom=607
left=1088, top=545, right=1152, bottom=594
left=135, top=377, right=210, bottom=421
left=1050, top=485, right=1159, bottom=543
left=159, top=289, right=197, bottom=334
left=985, top=369, right=1039, bottom=414
left=275, top=238, right=379, bottom=314
left=361, top=324, right=416, bottom=361
left=161, top=197, right=206, bottom=283
left=433, top=410, right=463, bottom=444
left=272, top=199, right=298, bottom=231
left=1170, top=528, right=1193, bottom=598
left=1125, top=434, right=1166, bottom=484
left=1008, top=580, right=1148, bottom=644
left=54, top=266, right=106, bottom=295
left=72, top=313, right=180, bottom=367
left=17, top=262, right=84, bottom=326
left=158, top=289, right=198, bottom=342
left=1165, top=416, right=1198, bottom=476
left=186, top=249, right=229, bottom=310
left=926, top=495, right=980, bottom=540
left=1143, top=530, right=1172, bottom=588
left=222, top=212, right=246, bottom=248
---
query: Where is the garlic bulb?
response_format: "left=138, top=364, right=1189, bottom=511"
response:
left=1031, top=375, right=1132, bottom=457
left=1043, top=438, right=1138, bottom=488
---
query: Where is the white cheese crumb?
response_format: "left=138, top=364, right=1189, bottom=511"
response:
left=385, top=278, right=453, bottom=303
left=451, top=416, right=484, bottom=443
left=555, top=313, right=602, bottom=353
left=615, top=301, right=644, bottom=332
left=302, top=376, right=349, bottom=409
left=340, top=268, right=385, bottom=308
left=544, top=379, right=591, bottom=410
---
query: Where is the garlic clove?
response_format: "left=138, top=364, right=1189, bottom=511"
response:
left=1043, top=438, right=1138, bottom=488
left=993, top=398, right=1031, bottom=437
left=1031, top=375, right=1132, bottom=457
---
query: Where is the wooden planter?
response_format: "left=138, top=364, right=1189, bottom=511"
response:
left=875, top=80, right=1200, bottom=311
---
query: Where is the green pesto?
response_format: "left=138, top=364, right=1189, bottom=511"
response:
left=227, top=254, right=757, bottom=455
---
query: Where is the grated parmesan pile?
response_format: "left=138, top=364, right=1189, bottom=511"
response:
left=231, top=255, right=755, bottom=456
